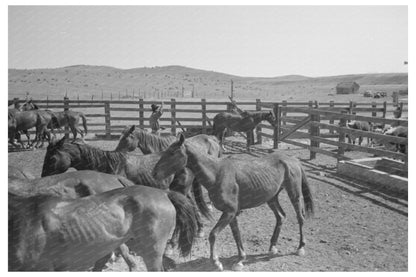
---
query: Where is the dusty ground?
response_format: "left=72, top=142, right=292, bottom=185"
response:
left=8, top=136, right=408, bottom=272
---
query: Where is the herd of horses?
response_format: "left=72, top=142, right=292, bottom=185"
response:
left=8, top=106, right=315, bottom=271
left=8, top=99, right=88, bottom=149
left=8, top=99, right=407, bottom=271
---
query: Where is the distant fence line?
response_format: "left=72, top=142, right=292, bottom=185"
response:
left=9, top=97, right=408, bottom=162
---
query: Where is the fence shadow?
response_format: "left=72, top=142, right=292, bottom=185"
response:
left=174, top=251, right=294, bottom=271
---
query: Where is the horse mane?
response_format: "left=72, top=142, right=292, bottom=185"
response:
left=134, top=129, right=176, bottom=153
left=72, top=142, right=126, bottom=173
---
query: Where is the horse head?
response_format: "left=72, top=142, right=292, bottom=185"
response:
left=152, top=133, right=187, bottom=181
left=115, top=125, right=138, bottom=152
left=41, top=137, right=72, bottom=177
left=21, top=99, right=39, bottom=111
left=264, top=111, right=277, bottom=127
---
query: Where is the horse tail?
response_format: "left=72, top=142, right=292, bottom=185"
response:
left=300, top=167, right=314, bottom=218
left=79, top=113, right=88, bottom=135
left=192, top=178, right=213, bottom=221
left=167, top=190, right=198, bottom=257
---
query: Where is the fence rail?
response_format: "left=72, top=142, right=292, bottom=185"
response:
left=9, top=97, right=408, bottom=162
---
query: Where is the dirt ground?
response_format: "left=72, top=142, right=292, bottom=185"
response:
left=8, top=137, right=408, bottom=272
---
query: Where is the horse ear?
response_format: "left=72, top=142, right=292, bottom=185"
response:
left=178, top=133, right=185, bottom=145
left=57, top=136, right=66, bottom=146
left=128, top=125, right=135, bottom=133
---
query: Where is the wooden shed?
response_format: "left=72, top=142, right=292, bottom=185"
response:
left=336, top=82, right=360, bottom=94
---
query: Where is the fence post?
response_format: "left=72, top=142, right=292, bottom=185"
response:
left=138, top=98, right=144, bottom=129
left=226, top=102, right=233, bottom=137
left=63, top=97, right=69, bottom=139
left=382, top=101, right=387, bottom=118
left=171, top=98, right=176, bottom=136
left=309, top=101, right=320, bottom=160
left=104, top=101, right=111, bottom=139
left=201, top=98, right=207, bottom=134
left=329, top=100, right=334, bottom=134
left=256, top=99, right=262, bottom=144
left=282, top=100, right=287, bottom=126
left=337, top=111, right=347, bottom=160
left=372, top=102, right=377, bottom=117
left=46, top=96, right=49, bottom=110
left=273, top=103, right=280, bottom=149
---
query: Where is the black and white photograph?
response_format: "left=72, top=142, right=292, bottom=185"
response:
left=6, top=2, right=410, bottom=272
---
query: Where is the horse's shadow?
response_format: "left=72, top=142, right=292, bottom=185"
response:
left=174, top=251, right=295, bottom=271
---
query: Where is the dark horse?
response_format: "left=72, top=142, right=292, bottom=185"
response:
left=9, top=185, right=198, bottom=271
left=41, top=138, right=211, bottom=236
left=21, top=100, right=88, bottom=142
left=212, top=110, right=276, bottom=151
left=152, top=134, right=314, bottom=271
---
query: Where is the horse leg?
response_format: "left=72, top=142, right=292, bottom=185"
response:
left=142, top=250, right=164, bottom=271
left=118, top=244, right=140, bottom=271
left=71, top=126, right=77, bottom=142
left=285, top=179, right=307, bottom=256
left=92, top=252, right=113, bottom=271
left=220, top=128, right=227, bottom=151
left=229, top=217, right=247, bottom=271
left=267, top=194, right=286, bottom=255
left=186, top=193, right=204, bottom=238
left=209, top=211, right=236, bottom=271
left=246, top=131, right=251, bottom=152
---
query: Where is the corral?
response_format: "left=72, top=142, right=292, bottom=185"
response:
left=8, top=97, right=408, bottom=271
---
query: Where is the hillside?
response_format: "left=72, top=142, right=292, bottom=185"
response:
left=8, top=65, right=408, bottom=101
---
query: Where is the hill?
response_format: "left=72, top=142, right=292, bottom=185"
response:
left=8, top=65, right=408, bottom=101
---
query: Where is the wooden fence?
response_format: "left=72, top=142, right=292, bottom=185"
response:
left=9, top=98, right=408, bottom=162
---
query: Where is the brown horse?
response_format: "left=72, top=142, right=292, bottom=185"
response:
left=212, top=110, right=276, bottom=151
left=152, top=134, right=314, bottom=271
left=8, top=170, right=146, bottom=271
left=115, top=125, right=221, bottom=235
left=9, top=185, right=198, bottom=271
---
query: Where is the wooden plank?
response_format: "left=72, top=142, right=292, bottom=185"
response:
left=171, top=99, right=176, bottom=135
left=280, top=107, right=408, bottom=126
left=310, top=121, right=408, bottom=144
left=258, top=132, right=274, bottom=139
left=309, top=135, right=406, bottom=160
left=85, top=114, right=106, bottom=118
left=282, top=138, right=350, bottom=160
left=279, top=116, right=311, bottom=141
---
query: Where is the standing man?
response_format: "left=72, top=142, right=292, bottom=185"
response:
left=149, top=101, right=164, bottom=134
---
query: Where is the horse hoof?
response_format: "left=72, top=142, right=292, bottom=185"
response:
left=164, top=247, right=174, bottom=256
left=196, top=230, right=205, bottom=238
left=269, top=246, right=278, bottom=255
left=296, top=247, right=305, bottom=256
left=232, top=261, right=244, bottom=271
left=213, top=260, right=223, bottom=271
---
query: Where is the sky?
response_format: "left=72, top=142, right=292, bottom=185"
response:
left=8, top=5, right=408, bottom=77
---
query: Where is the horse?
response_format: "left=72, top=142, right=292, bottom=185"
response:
left=383, top=126, right=408, bottom=155
left=8, top=170, right=147, bottom=271
left=21, top=100, right=87, bottom=141
left=212, top=110, right=276, bottom=151
left=346, top=121, right=374, bottom=146
left=152, top=134, right=314, bottom=271
left=8, top=109, right=56, bottom=148
left=115, top=125, right=222, bottom=217
left=115, top=125, right=222, bottom=157
left=9, top=185, right=198, bottom=271
left=115, top=126, right=176, bottom=153
left=41, top=138, right=210, bottom=236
